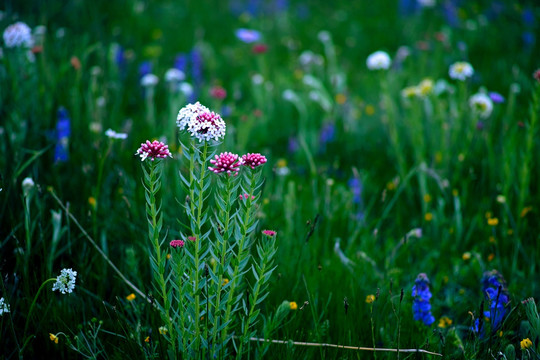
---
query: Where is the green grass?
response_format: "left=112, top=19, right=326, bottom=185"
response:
left=1, top=0, right=540, bottom=358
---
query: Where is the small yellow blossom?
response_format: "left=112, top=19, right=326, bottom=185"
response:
left=520, top=338, right=533, bottom=349
left=166, top=253, right=171, bottom=260
left=49, top=333, right=59, bottom=344
left=417, top=78, right=434, bottom=97
left=126, top=293, right=136, bottom=301
left=222, top=278, right=229, bottom=286
left=365, top=294, right=376, bottom=304
left=435, top=152, right=443, bottom=164
left=452, top=189, right=459, bottom=197
left=159, top=326, right=168, bottom=335
left=335, top=93, right=347, bottom=105
left=423, top=194, right=432, bottom=203
left=462, top=252, right=471, bottom=261
left=424, top=212, right=433, bottom=222
left=386, top=181, right=396, bottom=191
left=401, top=86, right=418, bottom=98
left=487, top=253, right=495, bottom=262
left=521, top=206, right=533, bottom=218
left=88, top=197, right=97, bottom=209
left=498, top=331, right=503, bottom=337
left=144, top=336, right=150, bottom=343
left=487, top=217, right=499, bottom=226
left=263, top=198, right=270, bottom=205
left=289, top=301, right=298, bottom=310
left=276, top=158, right=288, bottom=168
left=485, top=211, right=492, bottom=219
left=365, top=104, right=375, bottom=116
left=438, top=316, right=453, bottom=328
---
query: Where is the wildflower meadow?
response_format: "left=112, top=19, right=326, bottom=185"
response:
left=1, top=0, right=540, bottom=359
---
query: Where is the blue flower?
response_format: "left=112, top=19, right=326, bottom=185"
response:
left=54, top=107, right=70, bottom=163
left=412, top=273, right=435, bottom=326
left=235, top=28, right=262, bottom=43
left=474, top=270, right=510, bottom=335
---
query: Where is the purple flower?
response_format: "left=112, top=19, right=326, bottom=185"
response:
left=174, top=54, right=188, bottom=73
left=138, top=61, right=153, bottom=79
left=488, top=92, right=505, bottom=103
left=262, top=230, right=277, bottom=237
left=473, top=270, right=510, bottom=334
left=208, top=152, right=243, bottom=176
left=241, top=153, right=267, bottom=169
left=319, top=123, right=335, bottom=150
left=54, top=107, right=70, bottom=163
left=235, top=28, right=262, bottom=43
left=135, top=140, right=173, bottom=161
left=170, top=240, right=185, bottom=248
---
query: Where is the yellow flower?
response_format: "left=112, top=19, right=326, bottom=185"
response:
left=485, top=211, right=492, bottom=219
left=487, top=217, right=499, bottom=226
left=159, top=326, right=168, bottom=335
left=462, top=252, right=471, bottom=261
left=222, top=278, right=229, bottom=286
left=49, top=333, right=59, bottom=344
left=335, top=93, right=347, bottom=105
left=521, top=206, right=533, bottom=218
left=424, top=212, right=433, bottom=222
left=520, top=338, right=533, bottom=350
left=276, top=158, right=288, bottom=168
left=423, top=194, right=432, bottom=203
left=88, top=197, right=97, bottom=209
left=401, top=86, right=418, bottom=98
left=365, top=104, right=375, bottom=116
left=435, top=152, right=443, bottom=164
left=487, top=253, right=495, bottom=262
left=417, top=78, right=434, bottom=97
left=166, top=253, right=171, bottom=260
left=386, top=181, right=396, bottom=191
left=144, top=336, right=150, bottom=343
left=289, top=301, right=298, bottom=310
left=126, top=293, right=136, bottom=301
left=437, top=316, right=453, bottom=328
left=365, top=294, right=376, bottom=304
left=452, top=189, right=459, bottom=197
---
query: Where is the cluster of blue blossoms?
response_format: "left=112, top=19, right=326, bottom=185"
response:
left=473, top=270, right=510, bottom=334
left=412, top=273, right=435, bottom=326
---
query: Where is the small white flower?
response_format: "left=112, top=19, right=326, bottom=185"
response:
left=22, top=177, right=35, bottom=197
left=0, top=297, right=10, bottom=315
left=251, top=74, right=264, bottom=85
left=176, top=102, right=226, bottom=142
left=165, top=68, right=185, bottom=82
left=105, top=128, right=128, bottom=139
left=282, top=89, right=298, bottom=102
left=366, top=51, right=392, bottom=70
left=55, top=28, right=65, bottom=39
left=3, top=22, right=33, bottom=48
left=449, top=61, right=474, bottom=81
left=140, top=73, right=159, bottom=87
left=179, top=82, right=193, bottom=97
left=52, top=268, right=77, bottom=294
left=469, top=93, right=493, bottom=118
left=417, top=0, right=436, bottom=7
left=317, top=30, right=331, bottom=43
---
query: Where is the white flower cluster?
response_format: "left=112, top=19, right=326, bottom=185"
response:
left=0, top=297, right=10, bottom=315
left=105, top=128, right=128, bottom=139
left=176, top=102, right=226, bottom=142
left=3, top=21, right=33, bottom=48
left=366, top=51, right=392, bottom=70
left=52, top=268, right=77, bottom=294
left=469, top=93, right=493, bottom=118
left=449, top=61, right=474, bottom=81
left=140, top=73, right=159, bottom=87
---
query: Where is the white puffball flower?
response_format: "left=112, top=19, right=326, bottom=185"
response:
left=52, top=268, right=77, bottom=294
left=165, top=68, right=185, bottom=82
left=469, top=93, right=493, bottom=118
left=105, top=128, right=128, bottom=139
left=366, top=51, right=392, bottom=70
left=179, top=82, right=193, bottom=97
left=0, top=297, right=10, bottom=315
left=140, top=73, right=159, bottom=87
left=22, top=177, right=35, bottom=197
left=3, top=22, right=33, bottom=48
left=449, top=61, right=474, bottom=81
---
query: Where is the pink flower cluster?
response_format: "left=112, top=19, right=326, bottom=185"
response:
left=170, top=240, right=185, bottom=248
left=262, top=230, right=277, bottom=237
left=135, top=140, right=173, bottom=161
left=242, top=153, right=267, bottom=169
left=209, top=152, right=243, bottom=176
left=239, top=193, right=255, bottom=200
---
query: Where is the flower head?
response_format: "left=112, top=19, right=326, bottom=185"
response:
left=521, top=338, right=533, bottom=350
left=489, top=92, right=505, bottom=104
left=140, top=73, right=159, bottom=87
left=170, top=240, right=185, bottom=248
left=366, top=51, right=391, bottom=70
left=176, top=102, right=226, bottom=142
left=3, top=22, right=33, bottom=48
left=469, top=93, right=494, bottom=118
left=412, top=273, right=435, bottom=326
left=262, top=230, right=277, bottom=237
left=49, top=333, right=59, bottom=344
left=235, top=28, right=261, bottom=43
left=210, top=86, right=227, bottom=100
left=473, top=270, right=510, bottom=334
left=126, top=293, right=136, bottom=301
left=0, top=297, right=10, bottom=315
left=241, top=153, right=267, bottom=169
left=449, top=61, right=474, bottom=81
left=135, top=140, right=172, bottom=162
left=366, top=294, right=376, bottom=304
left=22, top=177, right=35, bottom=197
left=105, top=128, right=128, bottom=140
left=438, top=316, right=453, bottom=328
left=209, top=152, right=242, bottom=176
left=52, top=268, right=77, bottom=294
left=165, top=68, right=185, bottom=82
left=289, top=301, right=298, bottom=310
